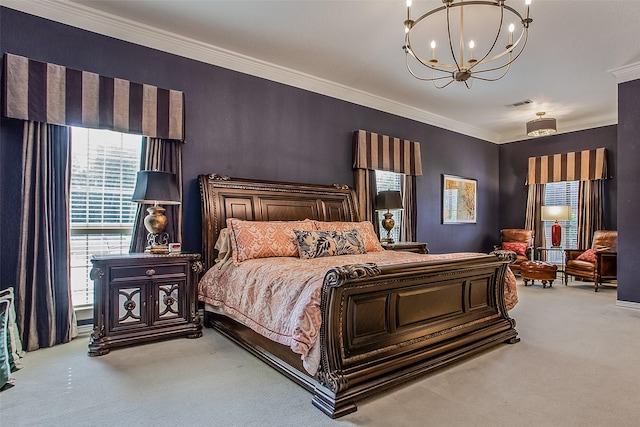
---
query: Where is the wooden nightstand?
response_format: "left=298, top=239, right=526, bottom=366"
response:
left=382, top=241, right=429, bottom=254
left=88, top=253, right=203, bottom=356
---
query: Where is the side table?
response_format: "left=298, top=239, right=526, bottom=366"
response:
left=536, top=247, right=567, bottom=284
left=88, top=253, right=203, bottom=356
left=382, top=242, right=429, bottom=254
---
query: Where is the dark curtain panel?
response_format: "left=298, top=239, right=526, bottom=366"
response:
left=16, top=121, right=76, bottom=351
left=525, top=183, right=546, bottom=253
left=130, top=137, right=183, bottom=253
left=353, top=168, right=379, bottom=235
left=400, top=175, right=417, bottom=242
left=577, top=179, right=604, bottom=249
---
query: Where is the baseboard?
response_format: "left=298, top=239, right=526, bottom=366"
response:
left=616, top=300, right=640, bottom=310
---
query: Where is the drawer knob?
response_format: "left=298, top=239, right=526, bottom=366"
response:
left=146, top=269, right=156, bottom=276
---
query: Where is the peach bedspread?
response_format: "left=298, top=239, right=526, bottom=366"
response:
left=198, top=251, right=517, bottom=371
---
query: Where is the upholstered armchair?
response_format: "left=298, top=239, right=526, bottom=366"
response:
left=564, top=230, right=617, bottom=292
left=495, top=229, right=535, bottom=275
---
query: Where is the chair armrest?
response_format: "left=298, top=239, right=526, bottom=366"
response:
left=595, top=251, right=617, bottom=277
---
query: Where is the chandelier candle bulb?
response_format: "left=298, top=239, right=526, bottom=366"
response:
left=431, top=40, right=436, bottom=61
left=508, top=23, right=514, bottom=46
left=469, top=40, right=475, bottom=61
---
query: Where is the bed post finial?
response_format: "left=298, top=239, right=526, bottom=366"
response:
left=324, top=263, right=381, bottom=288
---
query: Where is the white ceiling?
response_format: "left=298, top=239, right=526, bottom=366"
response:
left=4, top=0, right=640, bottom=143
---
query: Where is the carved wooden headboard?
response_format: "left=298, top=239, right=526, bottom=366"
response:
left=198, top=174, right=359, bottom=269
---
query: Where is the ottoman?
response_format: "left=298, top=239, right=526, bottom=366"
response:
left=520, top=260, right=557, bottom=288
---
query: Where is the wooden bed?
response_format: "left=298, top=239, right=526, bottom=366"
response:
left=198, top=173, right=519, bottom=418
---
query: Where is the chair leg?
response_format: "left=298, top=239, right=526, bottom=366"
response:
left=594, top=279, right=599, bottom=292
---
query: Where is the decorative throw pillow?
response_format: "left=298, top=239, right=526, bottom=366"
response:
left=294, top=229, right=367, bottom=259
left=313, top=221, right=385, bottom=253
left=226, top=218, right=315, bottom=264
left=502, top=242, right=528, bottom=256
left=576, top=249, right=597, bottom=263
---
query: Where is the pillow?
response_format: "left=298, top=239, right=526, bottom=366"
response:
left=501, top=242, right=528, bottom=256
left=0, top=288, right=23, bottom=372
left=294, top=229, right=367, bottom=259
left=576, top=248, right=597, bottom=263
left=0, top=299, right=12, bottom=390
left=226, top=219, right=315, bottom=264
left=313, top=221, right=385, bottom=253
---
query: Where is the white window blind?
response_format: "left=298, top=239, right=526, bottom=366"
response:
left=375, top=170, right=403, bottom=243
left=69, top=127, right=142, bottom=307
left=543, top=180, right=579, bottom=263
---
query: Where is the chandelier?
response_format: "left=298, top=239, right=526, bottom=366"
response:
left=403, top=0, right=533, bottom=89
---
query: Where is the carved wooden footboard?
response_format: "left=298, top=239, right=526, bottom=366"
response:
left=313, top=256, right=517, bottom=417
left=198, top=173, right=519, bottom=418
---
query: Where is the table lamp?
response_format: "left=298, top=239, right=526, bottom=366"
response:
left=131, top=170, right=181, bottom=253
left=375, top=190, right=403, bottom=244
left=541, top=205, right=571, bottom=247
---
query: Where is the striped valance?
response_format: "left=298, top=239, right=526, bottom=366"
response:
left=526, top=147, right=608, bottom=185
left=353, top=130, right=422, bottom=176
left=2, top=53, right=184, bottom=140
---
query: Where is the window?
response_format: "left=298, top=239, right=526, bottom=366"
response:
left=375, top=170, right=403, bottom=242
left=543, top=180, right=579, bottom=263
left=69, top=128, right=142, bottom=307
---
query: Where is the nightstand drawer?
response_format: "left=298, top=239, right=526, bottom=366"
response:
left=110, top=263, right=187, bottom=281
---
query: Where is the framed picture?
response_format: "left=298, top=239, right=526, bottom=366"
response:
left=442, top=174, right=477, bottom=224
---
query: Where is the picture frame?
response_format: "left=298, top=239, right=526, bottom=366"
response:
left=442, top=174, right=477, bottom=224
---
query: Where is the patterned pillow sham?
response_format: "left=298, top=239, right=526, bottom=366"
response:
left=293, top=229, right=367, bottom=259
left=576, top=248, right=597, bottom=263
left=501, top=242, right=528, bottom=256
left=313, top=221, right=384, bottom=252
left=226, top=218, right=315, bottom=264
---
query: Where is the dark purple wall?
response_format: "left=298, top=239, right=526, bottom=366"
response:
left=499, top=125, right=618, bottom=232
left=617, top=79, right=640, bottom=303
left=0, top=7, right=501, bottom=289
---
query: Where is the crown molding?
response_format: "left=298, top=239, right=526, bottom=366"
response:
left=0, top=0, right=500, bottom=143
left=610, top=61, right=640, bottom=84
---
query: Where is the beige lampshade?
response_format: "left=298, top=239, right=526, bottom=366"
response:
left=541, top=205, right=571, bottom=221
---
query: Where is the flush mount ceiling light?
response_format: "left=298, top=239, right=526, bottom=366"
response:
left=402, top=0, right=533, bottom=89
left=526, top=112, right=557, bottom=137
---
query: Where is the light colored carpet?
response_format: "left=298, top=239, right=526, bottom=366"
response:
left=2, top=279, right=639, bottom=427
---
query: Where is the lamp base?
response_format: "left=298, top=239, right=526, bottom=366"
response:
left=381, top=212, right=396, bottom=244
left=551, top=221, right=562, bottom=247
